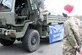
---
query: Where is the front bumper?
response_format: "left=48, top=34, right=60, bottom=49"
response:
left=0, top=28, right=16, bottom=39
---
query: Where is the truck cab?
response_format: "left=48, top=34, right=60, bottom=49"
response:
left=0, top=0, right=51, bottom=52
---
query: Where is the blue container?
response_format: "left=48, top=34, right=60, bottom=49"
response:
left=49, top=24, right=64, bottom=43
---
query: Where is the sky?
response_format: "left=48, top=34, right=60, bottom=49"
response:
left=44, top=0, right=82, bottom=16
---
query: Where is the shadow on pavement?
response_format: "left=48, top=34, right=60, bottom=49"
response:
left=0, top=38, right=50, bottom=55
left=0, top=42, right=28, bottom=55
left=40, top=38, right=62, bottom=45
left=0, top=38, right=61, bottom=55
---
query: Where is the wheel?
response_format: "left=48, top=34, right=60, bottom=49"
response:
left=22, top=29, right=40, bottom=52
left=0, top=39, right=15, bottom=46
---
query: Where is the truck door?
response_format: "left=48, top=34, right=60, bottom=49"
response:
left=15, top=0, right=29, bottom=24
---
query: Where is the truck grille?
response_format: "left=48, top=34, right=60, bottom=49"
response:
left=0, top=29, right=2, bottom=33
left=0, top=19, right=6, bottom=28
left=0, top=19, right=2, bottom=26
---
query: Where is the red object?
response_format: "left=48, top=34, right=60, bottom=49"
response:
left=64, top=4, right=74, bottom=13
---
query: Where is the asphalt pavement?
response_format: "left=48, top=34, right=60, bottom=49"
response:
left=0, top=39, right=80, bottom=55
left=0, top=39, right=62, bottom=55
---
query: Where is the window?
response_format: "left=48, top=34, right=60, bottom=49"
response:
left=0, top=0, right=13, bottom=12
left=30, top=0, right=37, bottom=10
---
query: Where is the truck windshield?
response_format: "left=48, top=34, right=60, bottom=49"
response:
left=0, top=0, right=13, bottom=12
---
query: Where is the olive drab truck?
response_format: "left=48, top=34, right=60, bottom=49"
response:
left=0, top=0, right=66, bottom=52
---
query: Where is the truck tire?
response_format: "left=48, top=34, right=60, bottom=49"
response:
left=23, top=29, right=40, bottom=52
left=0, top=39, right=14, bottom=46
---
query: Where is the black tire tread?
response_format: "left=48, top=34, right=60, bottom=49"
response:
left=23, top=29, right=40, bottom=52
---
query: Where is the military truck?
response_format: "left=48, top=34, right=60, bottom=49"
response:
left=0, top=0, right=66, bottom=52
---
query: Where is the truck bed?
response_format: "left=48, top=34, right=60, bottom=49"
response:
left=47, top=15, right=67, bottom=24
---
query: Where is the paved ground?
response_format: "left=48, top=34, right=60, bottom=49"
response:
left=0, top=39, right=62, bottom=55
left=0, top=39, right=80, bottom=55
